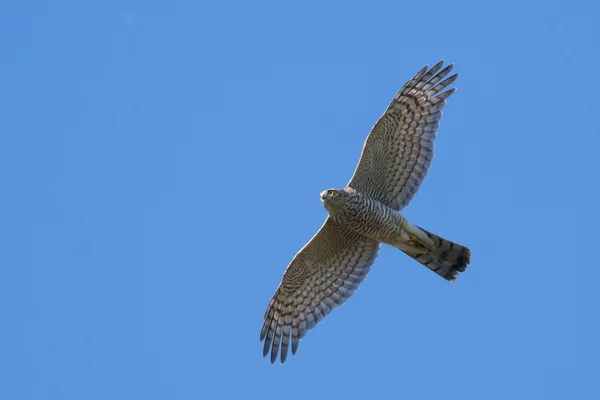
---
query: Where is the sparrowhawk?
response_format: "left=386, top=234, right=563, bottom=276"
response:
left=260, top=61, right=471, bottom=364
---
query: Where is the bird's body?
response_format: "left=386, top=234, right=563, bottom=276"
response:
left=321, top=187, right=470, bottom=277
left=261, top=61, right=472, bottom=363
left=321, top=187, right=408, bottom=246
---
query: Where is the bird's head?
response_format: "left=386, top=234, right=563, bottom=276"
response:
left=319, top=188, right=354, bottom=214
left=320, top=188, right=341, bottom=202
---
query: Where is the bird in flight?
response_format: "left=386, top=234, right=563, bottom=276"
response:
left=260, top=61, right=471, bottom=364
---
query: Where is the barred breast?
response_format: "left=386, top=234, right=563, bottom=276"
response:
left=329, top=192, right=406, bottom=245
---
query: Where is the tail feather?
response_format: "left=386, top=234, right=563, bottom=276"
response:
left=403, top=227, right=471, bottom=281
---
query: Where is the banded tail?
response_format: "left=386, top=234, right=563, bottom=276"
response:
left=402, top=227, right=471, bottom=281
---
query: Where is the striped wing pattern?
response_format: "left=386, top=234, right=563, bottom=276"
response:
left=260, top=218, right=380, bottom=363
left=348, top=61, right=458, bottom=210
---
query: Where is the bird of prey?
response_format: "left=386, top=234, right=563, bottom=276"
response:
left=260, top=61, right=471, bottom=364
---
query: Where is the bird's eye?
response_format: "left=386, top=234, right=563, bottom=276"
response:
left=328, top=190, right=335, bottom=196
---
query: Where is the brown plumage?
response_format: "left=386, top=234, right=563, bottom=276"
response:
left=261, top=61, right=471, bottom=364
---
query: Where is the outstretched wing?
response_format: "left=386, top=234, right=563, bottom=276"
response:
left=260, top=218, right=380, bottom=363
left=347, top=61, right=458, bottom=211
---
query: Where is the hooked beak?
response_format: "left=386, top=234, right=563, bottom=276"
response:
left=320, top=190, right=328, bottom=201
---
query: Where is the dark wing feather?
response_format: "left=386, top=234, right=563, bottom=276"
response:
left=260, top=218, right=380, bottom=363
left=347, top=61, right=458, bottom=210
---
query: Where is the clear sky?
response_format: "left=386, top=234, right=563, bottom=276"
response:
left=1, top=0, right=599, bottom=399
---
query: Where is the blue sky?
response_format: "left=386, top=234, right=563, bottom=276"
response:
left=1, top=0, right=599, bottom=398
